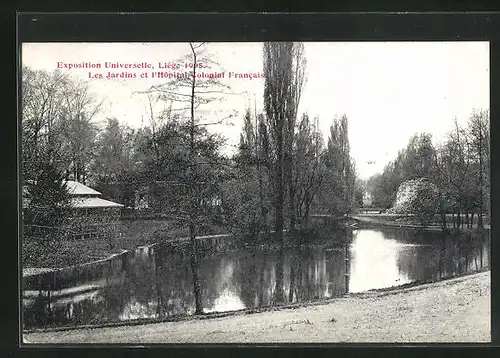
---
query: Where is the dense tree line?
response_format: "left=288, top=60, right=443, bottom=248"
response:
left=22, top=42, right=361, bottom=311
left=223, top=110, right=360, bottom=238
left=367, top=110, right=490, bottom=229
left=22, top=43, right=358, bottom=233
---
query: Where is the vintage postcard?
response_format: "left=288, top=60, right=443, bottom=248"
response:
left=20, top=40, right=490, bottom=344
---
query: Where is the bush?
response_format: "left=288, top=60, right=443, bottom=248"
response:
left=388, top=178, right=439, bottom=225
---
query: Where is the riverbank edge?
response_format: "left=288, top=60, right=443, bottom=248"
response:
left=22, top=232, right=236, bottom=277
left=23, top=228, right=346, bottom=277
left=24, top=220, right=489, bottom=276
left=353, top=216, right=491, bottom=232
left=22, top=267, right=490, bottom=335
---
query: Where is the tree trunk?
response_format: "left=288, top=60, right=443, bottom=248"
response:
left=256, top=127, right=267, bottom=233
left=438, top=194, right=447, bottom=230
left=275, top=131, right=285, bottom=244
left=189, top=231, right=203, bottom=314
left=344, top=243, right=350, bottom=293
left=288, top=179, right=297, bottom=234
left=441, top=210, right=447, bottom=230
left=478, top=123, right=484, bottom=228
left=188, top=45, right=203, bottom=315
left=284, top=125, right=296, bottom=235
left=303, top=194, right=312, bottom=231
left=82, top=163, right=86, bottom=184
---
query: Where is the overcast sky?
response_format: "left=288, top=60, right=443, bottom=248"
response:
left=22, top=42, right=489, bottom=180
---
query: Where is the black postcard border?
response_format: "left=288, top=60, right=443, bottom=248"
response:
left=5, top=11, right=500, bottom=357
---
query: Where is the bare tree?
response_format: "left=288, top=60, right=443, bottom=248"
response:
left=57, top=78, right=103, bottom=183
left=466, top=109, right=490, bottom=228
left=22, top=68, right=72, bottom=179
left=143, top=42, right=237, bottom=315
left=22, top=67, right=102, bottom=188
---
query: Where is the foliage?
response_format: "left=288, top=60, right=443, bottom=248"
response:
left=263, top=42, right=307, bottom=242
left=23, top=160, right=71, bottom=227
left=292, top=114, right=325, bottom=229
left=368, top=110, right=490, bottom=229
left=367, top=133, right=436, bottom=209
left=316, top=115, right=356, bottom=216
left=388, top=178, right=439, bottom=225
left=222, top=110, right=272, bottom=236
left=22, top=67, right=101, bottom=185
left=141, top=42, right=237, bottom=314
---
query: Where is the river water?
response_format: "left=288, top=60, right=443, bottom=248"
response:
left=23, top=228, right=490, bottom=329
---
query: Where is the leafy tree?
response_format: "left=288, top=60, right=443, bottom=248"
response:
left=23, top=160, right=70, bottom=228
left=319, top=115, right=356, bottom=216
left=368, top=110, right=490, bottom=230
left=401, top=133, right=436, bottom=181
left=91, top=118, right=140, bottom=207
left=60, top=112, right=99, bottom=184
left=224, top=109, right=271, bottom=237
left=262, top=41, right=307, bottom=304
left=368, top=133, right=436, bottom=211
left=292, top=114, right=325, bottom=230
left=263, top=41, right=306, bottom=244
left=354, top=179, right=365, bottom=208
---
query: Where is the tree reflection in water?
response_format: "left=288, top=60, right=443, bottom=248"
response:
left=23, top=228, right=490, bottom=329
left=273, top=246, right=285, bottom=305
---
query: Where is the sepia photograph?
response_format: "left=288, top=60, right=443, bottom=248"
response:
left=20, top=41, right=490, bottom=344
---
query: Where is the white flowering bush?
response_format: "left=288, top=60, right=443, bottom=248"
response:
left=388, top=178, right=439, bottom=225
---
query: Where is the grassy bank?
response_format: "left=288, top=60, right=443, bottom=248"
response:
left=22, top=219, right=229, bottom=269
left=22, top=221, right=350, bottom=269
left=23, top=270, right=490, bottom=343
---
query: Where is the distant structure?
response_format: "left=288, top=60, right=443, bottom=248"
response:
left=65, top=180, right=124, bottom=221
left=22, top=180, right=124, bottom=240
left=362, top=191, right=373, bottom=207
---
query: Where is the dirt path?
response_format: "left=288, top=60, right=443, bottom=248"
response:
left=24, top=271, right=490, bottom=344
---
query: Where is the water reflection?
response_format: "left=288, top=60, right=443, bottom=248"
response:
left=205, top=289, right=245, bottom=313
left=23, top=228, right=490, bottom=329
left=349, top=230, right=412, bottom=292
